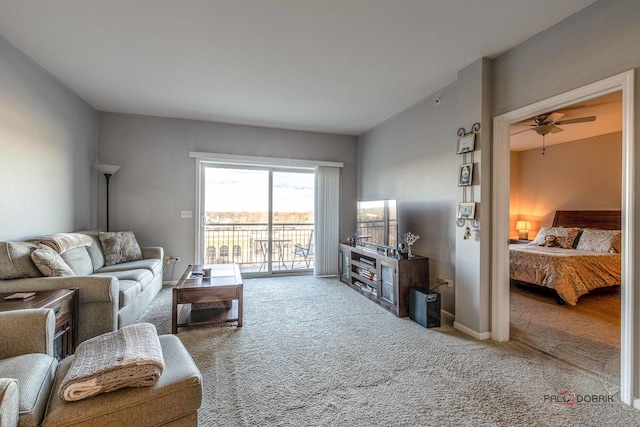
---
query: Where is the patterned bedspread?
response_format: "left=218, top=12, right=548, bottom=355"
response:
left=509, top=244, right=621, bottom=305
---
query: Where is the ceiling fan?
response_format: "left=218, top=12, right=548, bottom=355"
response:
left=511, top=112, right=596, bottom=137
left=511, top=111, right=596, bottom=154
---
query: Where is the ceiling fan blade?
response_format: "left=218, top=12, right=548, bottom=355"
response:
left=510, top=127, right=535, bottom=136
left=549, top=126, right=564, bottom=134
left=554, top=116, right=596, bottom=125
left=547, top=112, right=565, bottom=123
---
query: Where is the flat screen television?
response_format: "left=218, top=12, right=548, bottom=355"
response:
left=355, top=199, right=398, bottom=249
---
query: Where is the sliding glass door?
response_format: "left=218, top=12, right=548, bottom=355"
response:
left=201, top=164, right=314, bottom=275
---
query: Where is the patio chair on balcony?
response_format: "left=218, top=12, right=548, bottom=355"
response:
left=206, top=246, right=216, bottom=264
left=291, top=231, right=314, bottom=269
left=220, top=245, right=229, bottom=263
left=233, top=245, right=242, bottom=263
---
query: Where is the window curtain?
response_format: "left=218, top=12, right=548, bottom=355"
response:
left=314, top=166, right=340, bottom=276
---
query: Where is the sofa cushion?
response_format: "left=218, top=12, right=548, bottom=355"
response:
left=97, top=258, right=163, bottom=278
left=94, top=268, right=154, bottom=290
left=60, top=247, right=94, bottom=276
left=114, top=280, right=142, bottom=307
left=99, top=231, right=143, bottom=266
left=77, top=230, right=106, bottom=270
left=42, top=335, right=202, bottom=427
left=31, top=245, right=75, bottom=277
left=0, top=353, right=57, bottom=427
left=0, top=241, right=41, bottom=280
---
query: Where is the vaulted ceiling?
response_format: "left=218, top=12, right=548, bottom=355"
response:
left=510, top=91, right=622, bottom=152
left=0, top=0, right=597, bottom=135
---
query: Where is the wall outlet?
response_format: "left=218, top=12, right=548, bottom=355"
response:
left=165, top=256, right=181, bottom=264
left=170, top=256, right=181, bottom=262
left=436, top=277, right=454, bottom=288
left=180, top=210, right=193, bottom=219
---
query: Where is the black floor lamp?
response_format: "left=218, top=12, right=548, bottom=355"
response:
left=97, top=164, right=120, bottom=231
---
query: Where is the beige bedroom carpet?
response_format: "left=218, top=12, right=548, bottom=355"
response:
left=139, top=277, right=638, bottom=426
left=510, top=284, right=620, bottom=387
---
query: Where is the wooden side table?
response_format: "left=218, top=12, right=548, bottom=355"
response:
left=0, top=288, right=79, bottom=360
left=509, top=239, right=531, bottom=245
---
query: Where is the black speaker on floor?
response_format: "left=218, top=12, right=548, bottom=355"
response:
left=409, top=288, right=441, bottom=328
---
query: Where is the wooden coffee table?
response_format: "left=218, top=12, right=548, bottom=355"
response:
left=172, top=264, right=243, bottom=333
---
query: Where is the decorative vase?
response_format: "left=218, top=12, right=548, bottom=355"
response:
left=408, top=246, right=413, bottom=258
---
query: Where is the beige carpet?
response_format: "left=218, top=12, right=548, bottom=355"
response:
left=510, top=284, right=620, bottom=386
left=139, top=277, right=640, bottom=426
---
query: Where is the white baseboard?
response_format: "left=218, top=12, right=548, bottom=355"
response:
left=441, top=309, right=454, bottom=322
left=453, top=321, right=491, bottom=340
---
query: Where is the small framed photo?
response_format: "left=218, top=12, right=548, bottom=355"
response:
left=457, top=202, right=476, bottom=219
left=458, top=163, right=473, bottom=186
left=456, top=133, right=475, bottom=154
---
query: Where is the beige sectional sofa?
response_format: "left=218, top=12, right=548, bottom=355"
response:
left=0, top=230, right=164, bottom=342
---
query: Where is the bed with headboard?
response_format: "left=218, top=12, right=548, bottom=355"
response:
left=509, top=210, right=621, bottom=305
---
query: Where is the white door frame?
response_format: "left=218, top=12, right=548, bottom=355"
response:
left=491, top=70, right=635, bottom=406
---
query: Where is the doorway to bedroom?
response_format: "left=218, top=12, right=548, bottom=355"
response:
left=507, top=91, right=623, bottom=384
left=492, top=70, right=635, bottom=405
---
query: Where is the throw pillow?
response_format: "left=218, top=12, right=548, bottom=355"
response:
left=529, top=227, right=550, bottom=246
left=98, top=231, right=143, bottom=266
left=31, top=244, right=75, bottom=277
left=576, top=229, right=622, bottom=253
left=529, top=226, right=581, bottom=249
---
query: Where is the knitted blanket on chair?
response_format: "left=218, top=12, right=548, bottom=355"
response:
left=59, top=323, right=164, bottom=401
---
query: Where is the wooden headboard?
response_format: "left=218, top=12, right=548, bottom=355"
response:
left=552, top=210, right=621, bottom=230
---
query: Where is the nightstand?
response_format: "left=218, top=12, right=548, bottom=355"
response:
left=509, top=239, right=531, bottom=244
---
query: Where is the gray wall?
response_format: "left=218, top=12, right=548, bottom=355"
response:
left=356, top=0, right=640, bottom=329
left=0, top=35, right=97, bottom=240
left=356, top=0, right=640, bottom=394
left=493, top=0, right=640, bottom=397
left=358, top=85, right=458, bottom=314
left=97, top=113, right=357, bottom=274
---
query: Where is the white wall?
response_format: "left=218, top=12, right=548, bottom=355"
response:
left=0, top=35, right=97, bottom=240
left=97, top=113, right=357, bottom=273
left=358, top=85, right=458, bottom=314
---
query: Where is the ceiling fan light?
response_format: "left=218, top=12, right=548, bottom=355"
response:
left=534, top=124, right=555, bottom=136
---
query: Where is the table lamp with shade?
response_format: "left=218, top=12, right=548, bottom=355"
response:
left=516, top=220, right=531, bottom=240
left=97, top=164, right=120, bottom=231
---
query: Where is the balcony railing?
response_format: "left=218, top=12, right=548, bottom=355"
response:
left=203, top=222, right=314, bottom=272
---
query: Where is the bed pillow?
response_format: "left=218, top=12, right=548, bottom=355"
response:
left=576, top=229, right=622, bottom=253
left=528, top=227, right=550, bottom=246
left=99, top=231, right=143, bottom=266
left=529, top=226, right=581, bottom=249
left=31, top=244, right=75, bottom=277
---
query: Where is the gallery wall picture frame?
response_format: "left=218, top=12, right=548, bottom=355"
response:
left=458, top=163, right=473, bottom=186
left=457, top=202, right=476, bottom=219
left=456, top=133, right=475, bottom=154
